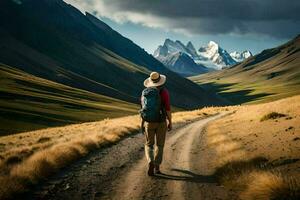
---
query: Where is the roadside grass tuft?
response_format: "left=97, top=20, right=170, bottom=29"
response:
left=4, top=155, right=22, bottom=165
left=214, top=157, right=300, bottom=200
left=240, top=171, right=300, bottom=200
left=214, top=157, right=269, bottom=191
left=37, top=137, right=51, bottom=143
left=260, top=112, right=287, bottom=122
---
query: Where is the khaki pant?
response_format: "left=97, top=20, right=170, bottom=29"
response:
left=144, top=121, right=167, bottom=165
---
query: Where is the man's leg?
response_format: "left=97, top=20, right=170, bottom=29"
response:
left=154, top=121, right=167, bottom=173
left=144, top=122, right=157, bottom=176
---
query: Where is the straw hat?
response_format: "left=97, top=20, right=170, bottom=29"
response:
left=144, top=72, right=166, bottom=88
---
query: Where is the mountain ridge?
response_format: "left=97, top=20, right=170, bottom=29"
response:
left=154, top=39, right=252, bottom=72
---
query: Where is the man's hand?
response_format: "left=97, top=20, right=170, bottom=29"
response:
left=141, top=119, right=145, bottom=134
left=167, top=122, right=172, bottom=131
left=166, top=111, right=172, bottom=132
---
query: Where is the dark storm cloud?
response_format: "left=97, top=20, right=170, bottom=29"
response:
left=67, top=0, right=300, bottom=38
left=107, top=0, right=300, bottom=21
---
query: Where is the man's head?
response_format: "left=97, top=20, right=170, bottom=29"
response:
left=144, top=72, right=166, bottom=88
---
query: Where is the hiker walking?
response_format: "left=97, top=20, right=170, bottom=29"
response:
left=140, top=72, right=172, bottom=176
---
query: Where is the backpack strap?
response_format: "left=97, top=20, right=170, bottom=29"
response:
left=159, top=88, right=167, bottom=121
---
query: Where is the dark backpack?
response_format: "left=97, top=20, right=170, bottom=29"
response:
left=140, top=87, right=165, bottom=122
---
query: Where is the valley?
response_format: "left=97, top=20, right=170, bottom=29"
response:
left=0, top=0, right=299, bottom=200
left=0, top=0, right=225, bottom=134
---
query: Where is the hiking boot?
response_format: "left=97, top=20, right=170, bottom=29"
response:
left=154, top=165, right=162, bottom=174
left=148, top=162, right=154, bottom=176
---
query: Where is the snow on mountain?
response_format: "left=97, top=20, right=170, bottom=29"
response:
left=230, top=50, right=253, bottom=62
left=198, top=41, right=237, bottom=70
left=153, top=39, right=251, bottom=72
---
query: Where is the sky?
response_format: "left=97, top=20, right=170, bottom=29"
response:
left=64, top=0, right=300, bottom=55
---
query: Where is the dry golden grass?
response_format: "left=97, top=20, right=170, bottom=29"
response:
left=240, top=170, right=300, bottom=200
left=204, top=95, right=300, bottom=199
left=3, top=94, right=298, bottom=199
left=0, top=107, right=223, bottom=199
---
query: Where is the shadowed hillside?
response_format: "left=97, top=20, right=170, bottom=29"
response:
left=0, top=63, right=138, bottom=135
left=191, top=35, right=300, bottom=104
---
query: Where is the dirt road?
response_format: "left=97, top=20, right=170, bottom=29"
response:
left=31, top=113, right=236, bottom=200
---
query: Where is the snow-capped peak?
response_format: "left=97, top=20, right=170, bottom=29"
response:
left=242, top=50, right=252, bottom=58
left=208, top=41, right=219, bottom=48
left=198, top=41, right=236, bottom=69
left=202, top=41, right=220, bottom=58
left=230, top=50, right=253, bottom=62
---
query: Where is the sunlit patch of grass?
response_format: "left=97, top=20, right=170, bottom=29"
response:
left=205, top=95, right=300, bottom=200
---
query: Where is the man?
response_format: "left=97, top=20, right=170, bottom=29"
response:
left=140, top=72, right=172, bottom=176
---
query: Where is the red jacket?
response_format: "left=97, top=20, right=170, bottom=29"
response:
left=160, top=88, right=171, bottom=111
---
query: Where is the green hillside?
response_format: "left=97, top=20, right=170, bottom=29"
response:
left=191, top=35, right=300, bottom=104
left=0, top=63, right=138, bottom=135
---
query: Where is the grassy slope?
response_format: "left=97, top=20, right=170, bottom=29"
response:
left=204, top=95, right=300, bottom=199
left=0, top=63, right=138, bottom=135
left=190, top=35, right=300, bottom=104
left=0, top=27, right=149, bottom=103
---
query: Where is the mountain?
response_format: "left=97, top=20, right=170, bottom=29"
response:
left=198, top=41, right=237, bottom=70
left=230, top=50, right=253, bottom=62
left=158, top=52, right=209, bottom=77
left=154, top=39, right=209, bottom=76
left=190, top=35, right=300, bottom=104
left=154, top=39, right=249, bottom=71
left=0, top=0, right=226, bottom=133
left=186, top=41, right=199, bottom=58
left=154, top=39, right=199, bottom=59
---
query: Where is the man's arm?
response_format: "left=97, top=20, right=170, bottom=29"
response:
left=161, top=88, right=172, bottom=131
